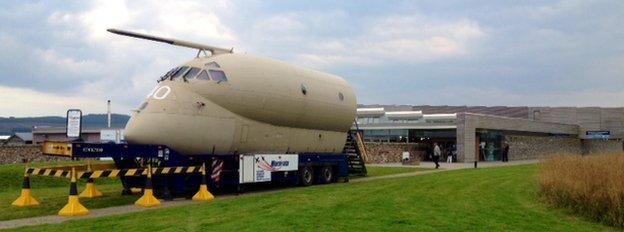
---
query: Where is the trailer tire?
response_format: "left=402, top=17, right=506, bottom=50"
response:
left=299, top=165, right=314, bottom=186
left=320, top=165, right=333, bottom=184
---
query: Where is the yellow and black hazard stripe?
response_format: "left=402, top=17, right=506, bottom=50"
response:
left=78, top=166, right=202, bottom=179
left=26, top=166, right=203, bottom=179
left=26, top=167, right=72, bottom=178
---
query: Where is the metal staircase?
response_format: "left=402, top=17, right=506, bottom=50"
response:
left=343, top=129, right=368, bottom=176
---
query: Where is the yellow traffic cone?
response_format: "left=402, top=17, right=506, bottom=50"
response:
left=12, top=172, right=39, bottom=207
left=135, top=164, right=160, bottom=207
left=79, top=178, right=103, bottom=198
left=192, top=163, right=214, bottom=202
left=79, top=164, right=102, bottom=198
left=58, top=168, right=89, bottom=216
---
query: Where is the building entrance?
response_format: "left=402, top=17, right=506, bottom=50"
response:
left=409, top=130, right=456, bottom=162
left=477, top=131, right=503, bottom=162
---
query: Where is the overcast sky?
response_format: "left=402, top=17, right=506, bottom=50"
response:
left=0, top=0, right=623, bottom=116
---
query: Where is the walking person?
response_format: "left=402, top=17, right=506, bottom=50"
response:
left=433, top=142, right=441, bottom=169
left=479, top=141, right=486, bottom=161
left=446, top=148, right=453, bottom=163
left=502, top=143, right=510, bottom=162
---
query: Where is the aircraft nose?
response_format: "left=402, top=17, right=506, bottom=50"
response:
left=124, top=112, right=160, bottom=145
left=125, top=83, right=181, bottom=144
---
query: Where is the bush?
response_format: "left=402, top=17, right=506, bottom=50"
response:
left=539, top=154, right=624, bottom=228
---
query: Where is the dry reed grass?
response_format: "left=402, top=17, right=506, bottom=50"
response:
left=539, top=153, right=624, bottom=228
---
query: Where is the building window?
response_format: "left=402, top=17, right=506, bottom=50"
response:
left=533, top=110, right=541, bottom=120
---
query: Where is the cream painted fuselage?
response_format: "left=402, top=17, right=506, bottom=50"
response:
left=124, top=53, right=357, bottom=155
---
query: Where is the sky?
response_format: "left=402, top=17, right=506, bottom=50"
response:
left=0, top=0, right=623, bottom=116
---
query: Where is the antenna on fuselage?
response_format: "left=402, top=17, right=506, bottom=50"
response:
left=106, top=28, right=233, bottom=56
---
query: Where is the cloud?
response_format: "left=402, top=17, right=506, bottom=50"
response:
left=0, top=0, right=239, bottom=115
left=0, top=86, right=105, bottom=117
left=360, top=85, right=624, bottom=108
left=293, top=15, right=486, bottom=68
left=0, top=0, right=623, bottom=117
left=48, top=0, right=236, bottom=43
left=0, top=35, right=102, bottom=91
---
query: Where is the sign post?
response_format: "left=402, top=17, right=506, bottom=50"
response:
left=66, top=109, right=82, bottom=140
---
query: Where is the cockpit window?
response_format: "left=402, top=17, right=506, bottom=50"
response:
left=205, top=62, right=221, bottom=69
left=159, top=67, right=178, bottom=81
left=138, top=101, right=148, bottom=111
left=171, top=66, right=189, bottom=80
left=209, top=70, right=227, bottom=82
left=197, top=70, right=210, bottom=80
left=184, top=67, right=201, bottom=80
left=166, top=67, right=178, bottom=77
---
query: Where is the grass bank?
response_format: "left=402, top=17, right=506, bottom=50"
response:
left=365, top=166, right=430, bottom=177
left=539, top=154, right=624, bottom=228
left=0, top=163, right=423, bottom=221
left=8, top=164, right=614, bottom=231
left=0, top=162, right=135, bottom=221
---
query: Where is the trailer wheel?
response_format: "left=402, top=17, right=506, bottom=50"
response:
left=320, top=166, right=333, bottom=184
left=299, top=166, right=314, bottom=186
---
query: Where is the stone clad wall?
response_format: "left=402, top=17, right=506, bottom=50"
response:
left=582, top=140, right=623, bottom=155
left=0, top=145, right=69, bottom=164
left=364, top=143, right=425, bottom=164
left=505, top=135, right=582, bottom=160
left=505, top=136, right=622, bottom=160
left=457, top=113, right=580, bottom=162
left=528, top=107, right=624, bottom=139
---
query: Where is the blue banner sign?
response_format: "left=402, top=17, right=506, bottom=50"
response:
left=586, top=131, right=610, bottom=139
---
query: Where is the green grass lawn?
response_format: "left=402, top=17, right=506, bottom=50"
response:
left=0, top=163, right=421, bottom=221
left=0, top=162, right=136, bottom=221
left=6, top=164, right=615, bottom=231
left=365, top=166, right=430, bottom=177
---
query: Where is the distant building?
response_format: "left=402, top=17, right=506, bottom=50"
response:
left=5, top=132, right=33, bottom=145
left=0, top=135, right=10, bottom=145
left=32, top=127, right=124, bottom=144
left=356, top=105, right=624, bottom=163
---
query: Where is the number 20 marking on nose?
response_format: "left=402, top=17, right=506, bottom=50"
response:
left=149, top=86, right=171, bottom=100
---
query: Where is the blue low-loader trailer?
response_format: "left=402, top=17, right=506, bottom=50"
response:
left=41, top=132, right=366, bottom=199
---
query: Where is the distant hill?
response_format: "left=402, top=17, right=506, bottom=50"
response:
left=0, top=114, right=130, bottom=135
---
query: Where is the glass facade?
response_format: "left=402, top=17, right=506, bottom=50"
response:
left=356, top=112, right=459, bottom=161
left=357, top=117, right=423, bottom=125
left=362, top=129, right=457, bottom=143
left=363, top=129, right=409, bottom=142
left=477, top=131, right=503, bottom=161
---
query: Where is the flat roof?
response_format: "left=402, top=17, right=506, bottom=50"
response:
left=13, top=132, right=33, bottom=141
left=32, top=127, right=124, bottom=134
left=355, top=122, right=457, bottom=130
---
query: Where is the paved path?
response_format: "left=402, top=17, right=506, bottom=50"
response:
left=0, top=160, right=538, bottom=230
left=369, top=159, right=539, bottom=170
left=360, top=160, right=538, bottom=182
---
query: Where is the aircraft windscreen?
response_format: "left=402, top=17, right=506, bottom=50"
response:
left=184, top=67, right=201, bottom=80
left=197, top=70, right=210, bottom=80
left=171, top=66, right=189, bottom=80
left=209, top=70, right=228, bottom=82
left=159, top=67, right=178, bottom=81
left=205, top=62, right=221, bottom=69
